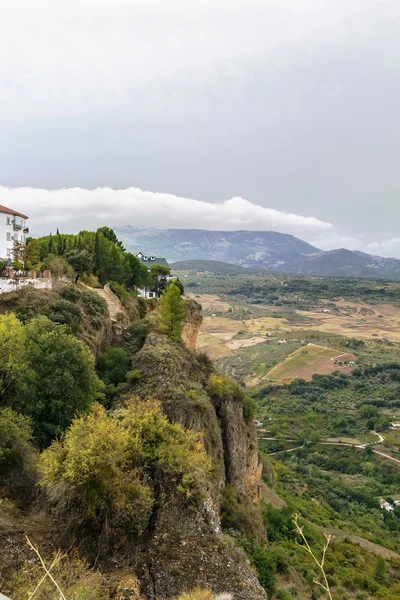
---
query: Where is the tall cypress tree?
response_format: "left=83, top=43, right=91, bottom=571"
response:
left=158, top=282, right=185, bottom=341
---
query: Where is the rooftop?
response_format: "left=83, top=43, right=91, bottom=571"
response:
left=0, top=204, right=29, bottom=220
left=136, top=252, right=169, bottom=269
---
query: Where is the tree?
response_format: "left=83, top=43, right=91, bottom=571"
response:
left=11, top=316, right=104, bottom=447
left=96, top=226, right=125, bottom=251
left=149, top=264, right=171, bottom=296
left=158, top=282, right=185, bottom=341
left=126, top=252, right=149, bottom=288
left=47, top=255, right=70, bottom=280
left=25, top=238, right=40, bottom=267
left=167, top=277, right=184, bottom=295
left=12, top=241, right=28, bottom=267
left=0, top=313, right=27, bottom=402
left=66, top=248, right=93, bottom=282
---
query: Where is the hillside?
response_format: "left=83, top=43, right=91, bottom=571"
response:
left=173, top=259, right=260, bottom=275
left=0, top=281, right=268, bottom=600
left=115, top=227, right=400, bottom=280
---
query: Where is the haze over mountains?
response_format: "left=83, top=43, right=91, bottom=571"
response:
left=115, top=227, right=400, bottom=279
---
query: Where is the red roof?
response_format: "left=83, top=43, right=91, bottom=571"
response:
left=0, top=204, right=28, bottom=220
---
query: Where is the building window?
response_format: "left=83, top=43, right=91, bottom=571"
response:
left=6, top=248, right=11, bottom=256
left=14, top=234, right=18, bottom=242
left=148, top=292, right=154, bottom=298
left=6, top=217, right=10, bottom=225
left=6, top=232, right=11, bottom=241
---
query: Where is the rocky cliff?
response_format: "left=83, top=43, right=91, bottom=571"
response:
left=129, top=333, right=266, bottom=598
left=182, top=297, right=203, bottom=350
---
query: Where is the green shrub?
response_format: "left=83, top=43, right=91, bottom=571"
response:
left=109, top=281, right=129, bottom=303
left=0, top=407, right=37, bottom=498
left=127, top=319, right=151, bottom=354
left=40, top=399, right=211, bottom=547
left=48, top=298, right=84, bottom=331
left=81, top=273, right=101, bottom=288
left=126, top=369, right=142, bottom=384
left=207, top=374, right=257, bottom=423
left=137, top=295, right=147, bottom=318
left=80, top=290, right=108, bottom=329
left=264, top=505, right=296, bottom=542
left=61, top=284, right=80, bottom=303
left=98, top=346, right=131, bottom=386
left=228, top=529, right=276, bottom=596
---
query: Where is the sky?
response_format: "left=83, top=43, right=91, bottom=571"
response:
left=1, top=0, right=400, bottom=256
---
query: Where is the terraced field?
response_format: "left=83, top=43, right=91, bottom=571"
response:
left=267, top=343, right=357, bottom=383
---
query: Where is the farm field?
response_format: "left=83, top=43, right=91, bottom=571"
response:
left=188, top=289, right=400, bottom=385
left=266, top=344, right=356, bottom=383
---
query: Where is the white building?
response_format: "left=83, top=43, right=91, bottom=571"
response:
left=135, top=252, right=177, bottom=298
left=0, top=204, right=29, bottom=261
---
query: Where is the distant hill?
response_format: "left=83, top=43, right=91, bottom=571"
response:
left=172, top=259, right=259, bottom=275
left=115, top=226, right=400, bottom=280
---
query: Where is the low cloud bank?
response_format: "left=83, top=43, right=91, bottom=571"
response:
left=0, top=185, right=331, bottom=236
left=1, top=185, right=398, bottom=259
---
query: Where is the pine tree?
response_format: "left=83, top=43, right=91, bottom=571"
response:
left=158, top=282, right=185, bottom=341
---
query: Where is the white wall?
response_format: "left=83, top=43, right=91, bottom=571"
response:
left=0, top=278, right=52, bottom=294
left=0, top=211, right=28, bottom=260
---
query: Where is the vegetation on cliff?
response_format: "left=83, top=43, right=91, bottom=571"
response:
left=0, top=258, right=268, bottom=599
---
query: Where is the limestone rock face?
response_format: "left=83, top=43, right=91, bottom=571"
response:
left=130, top=333, right=266, bottom=598
left=182, top=298, right=203, bottom=350
left=137, top=481, right=267, bottom=600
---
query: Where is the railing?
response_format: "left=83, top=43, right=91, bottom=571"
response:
left=12, top=219, right=22, bottom=230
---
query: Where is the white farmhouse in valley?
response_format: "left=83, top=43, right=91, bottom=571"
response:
left=0, top=204, right=29, bottom=261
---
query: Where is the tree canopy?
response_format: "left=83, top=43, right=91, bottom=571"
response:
left=0, top=314, right=104, bottom=447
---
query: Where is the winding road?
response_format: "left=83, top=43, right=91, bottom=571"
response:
left=261, top=431, right=400, bottom=465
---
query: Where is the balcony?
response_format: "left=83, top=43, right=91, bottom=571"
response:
left=12, top=219, right=22, bottom=230
left=23, top=227, right=29, bottom=234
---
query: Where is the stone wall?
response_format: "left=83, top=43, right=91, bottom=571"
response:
left=0, top=278, right=53, bottom=294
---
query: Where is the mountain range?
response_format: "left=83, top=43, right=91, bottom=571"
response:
left=115, top=226, right=400, bottom=279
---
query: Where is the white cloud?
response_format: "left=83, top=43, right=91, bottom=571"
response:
left=3, top=185, right=400, bottom=259
left=0, top=185, right=331, bottom=237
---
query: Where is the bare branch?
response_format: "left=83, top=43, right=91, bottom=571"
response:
left=293, top=515, right=334, bottom=600
left=26, top=536, right=67, bottom=600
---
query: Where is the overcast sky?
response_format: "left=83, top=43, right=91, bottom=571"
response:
left=1, top=0, right=400, bottom=256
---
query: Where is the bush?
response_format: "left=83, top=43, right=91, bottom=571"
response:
left=40, top=399, right=211, bottom=547
left=6, top=551, right=110, bottom=600
left=81, top=273, right=101, bottom=288
left=264, top=505, right=296, bottom=542
left=48, top=298, right=84, bottom=331
left=228, top=529, right=276, bottom=596
left=0, top=407, right=37, bottom=498
left=80, top=290, right=108, bottom=329
left=207, top=374, right=257, bottom=423
left=137, top=295, right=147, bottom=319
left=61, top=284, right=80, bottom=303
left=127, top=319, right=151, bottom=354
left=98, top=346, right=132, bottom=385
left=109, top=281, right=130, bottom=304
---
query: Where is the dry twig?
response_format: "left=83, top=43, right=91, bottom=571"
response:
left=26, top=536, right=67, bottom=600
left=293, top=514, right=334, bottom=600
